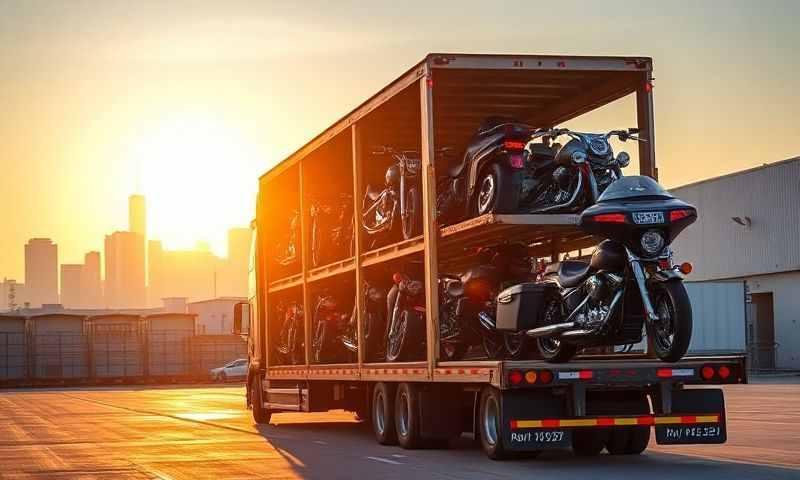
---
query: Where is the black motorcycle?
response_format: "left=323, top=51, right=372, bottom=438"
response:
left=341, top=281, right=389, bottom=362
left=385, top=267, right=427, bottom=362
left=436, top=119, right=638, bottom=224
left=310, top=194, right=354, bottom=268
left=362, top=146, right=422, bottom=248
left=312, top=293, right=352, bottom=364
left=276, top=301, right=304, bottom=365
left=524, top=176, right=697, bottom=363
left=439, top=243, right=533, bottom=361
left=275, top=210, right=300, bottom=267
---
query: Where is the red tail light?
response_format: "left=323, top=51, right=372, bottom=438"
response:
left=701, top=365, right=715, bottom=380
left=504, top=140, right=526, bottom=151
left=718, top=365, right=731, bottom=380
left=508, top=370, right=523, bottom=385
left=670, top=209, right=694, bottom=222
left=508, top=153, right=525, bottom=169
left=539, top=370, right=553, bottom=384
left=658, top=259, right=671, bottom=269
left=590, top=213, right=627, bottom=223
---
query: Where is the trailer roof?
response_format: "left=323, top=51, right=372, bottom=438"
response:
left=260, top=53, right=652, bottom=182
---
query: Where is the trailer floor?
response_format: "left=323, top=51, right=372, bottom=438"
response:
left=0, top=383, right=796, bottom=479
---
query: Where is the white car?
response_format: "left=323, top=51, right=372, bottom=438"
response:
left=210, top=359, right=248, bottom=382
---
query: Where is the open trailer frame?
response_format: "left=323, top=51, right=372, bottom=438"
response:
left=242, top=53, right=746, bottom=459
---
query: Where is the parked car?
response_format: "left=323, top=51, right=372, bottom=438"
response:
left=210, top=358, right=248, bottom=382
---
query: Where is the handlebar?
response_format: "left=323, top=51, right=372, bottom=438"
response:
left=528, top=127, right=646, bottom=143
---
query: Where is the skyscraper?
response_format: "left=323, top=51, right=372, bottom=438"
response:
left=104, top=231, right=145, bottom=309
left=60, top=264, right=83, bottom=308
left=81, top=251, right=102, bottom=308
left=128, top=194, right=146, bottom=239
left=24, top=238, right=58, bottom=307
left=147, top=239, right=164, bottom=307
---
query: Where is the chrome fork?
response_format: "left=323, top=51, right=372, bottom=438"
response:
left=626, top=247, right=659, bottom=323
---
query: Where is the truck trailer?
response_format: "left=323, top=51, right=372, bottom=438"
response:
left=235, top=53, right=746, bottom=459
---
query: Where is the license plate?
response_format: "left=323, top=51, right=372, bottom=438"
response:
left=655, top=424, right=726, bottom=444
left=507, top=429, right=571, bottom=450
left=632, top=211, right=665, bottom=225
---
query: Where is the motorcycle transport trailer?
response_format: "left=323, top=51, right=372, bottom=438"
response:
left=234, top=53, right=746, bottom=459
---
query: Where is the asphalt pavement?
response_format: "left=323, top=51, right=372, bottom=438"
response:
left=0, top=383, right=797, bottom=479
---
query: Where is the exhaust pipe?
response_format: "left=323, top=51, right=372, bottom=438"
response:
left=525, top=321, right=575, bottom=338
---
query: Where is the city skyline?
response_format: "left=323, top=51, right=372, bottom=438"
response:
left=1, top=1, right=797, bottom=280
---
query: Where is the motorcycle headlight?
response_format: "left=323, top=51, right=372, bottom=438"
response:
left=571, top=151, right=587, bottom=164
left=640, top=229, right=665, bottom=256
left=616, top=151, right=630, bottom=168
left=589, top=137, right=610, bottom=156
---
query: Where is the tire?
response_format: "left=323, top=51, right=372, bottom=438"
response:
left=572, top=429, right=607, bottom=456
left=250, top=377, right=271, bottom=425
left=311, top=219, right=321, bottom=268
left=313, top=321, right=327, bottom=364
left=372, top=383, right=397, bottom=445
left=479, top=386, right=513, bottom=460
left=502, top=332, right=527, bottom=360
left=647, top=280, right=693, bottom=362
left=536, top=296, right=577, bottom=363
left=474, top=163, right=516, bottom=215
left=402, top=186, right=421, bottom=240
left=481, top=333, right=504, bottom=360
left=596, top=391, right=650, bottom=456
left=605, top=428, right=631, bottom=455
left=395, top=383, right=423, bottom=449
left=386, top=308, right=416, bottom=362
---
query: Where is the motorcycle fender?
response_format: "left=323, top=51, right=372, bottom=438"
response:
left=648, top=269, right=683, bottom=284
left=501, top=389, right=571, bottom=451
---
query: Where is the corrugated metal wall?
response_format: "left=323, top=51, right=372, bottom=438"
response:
left=89, top=315, right=144, bottom=378
left=0, top=316, right=27, bottom=380
left=685, top=281, right=747, bottom=354
left=30, top=315, right=89, bottom=379
left=670, top=158, right=800, bottom=281
left=146, top=314, right=195, bottom=376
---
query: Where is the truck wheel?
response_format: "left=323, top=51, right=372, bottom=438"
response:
left=250, top=377, right=271, bottom=425
left=605, top=428, right=631, bottom=455
left=572, top=429, right=606, bottom=456
left=395, top=383, right=423, bottom=449
left=479, top=386, right=512, bottom=460
left=372, top=383, right=397, bottom=445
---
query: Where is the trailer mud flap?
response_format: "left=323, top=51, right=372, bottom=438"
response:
left=501, top=390, right=570, bottom=451
left=655, top=388, right=726, bottom=445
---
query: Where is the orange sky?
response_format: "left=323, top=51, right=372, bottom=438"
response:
left=0, top=0, right=798, bottom=280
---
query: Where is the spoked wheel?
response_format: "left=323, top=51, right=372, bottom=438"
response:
left=481, top=333, right=504, bottom=360
left=476, top=170, right=498, bottom=215
left=401, top=187, right=421, bottom=240
left=535, top=296, right=577, bottom=363
left=386, top=309, right=409, bottom=362
left=647, top=281, right=692, bottom=362
left=502, top=331, right=527, bottom=360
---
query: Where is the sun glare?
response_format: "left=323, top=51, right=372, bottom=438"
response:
left=129, top=113, right=259, bottom=257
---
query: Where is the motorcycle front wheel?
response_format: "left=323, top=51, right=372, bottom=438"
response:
left=647, top=280, right=693, bottom=362
left=402, top=186, right=421, bottom=240
left=386, top=309, right=410, bottom=362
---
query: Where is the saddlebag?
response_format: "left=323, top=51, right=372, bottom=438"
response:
left=495, top=282, right=558, bottom=332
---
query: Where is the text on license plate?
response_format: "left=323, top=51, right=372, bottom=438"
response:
left=632, top=211, right=664, bottom=224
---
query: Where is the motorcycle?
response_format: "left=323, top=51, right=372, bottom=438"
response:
left=276, top=301, right=304, bottom=365
left=385, top=266, right=427, bottom=362
left=341, top=281, right=389, bottom=362
left=362, top=146, right=422, bottom=248
left=275, top=210, right=300, bottom=267
left=524, top=175, right=697, bottom=363
left=310, top=194, right=354, bottom=268
left=311, top=293, right=352, bottom=364
left=435, top=119, right=638, bottom=224
left=439, top=243, right=533, bottom=361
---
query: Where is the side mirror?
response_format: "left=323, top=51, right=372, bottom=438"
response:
left=233, top=302, right=250, bottom=336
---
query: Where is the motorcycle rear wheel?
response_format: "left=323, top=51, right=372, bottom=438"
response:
left=386, top=309, right=410, bottom=362
left=402, top=187, right=421, bottom=240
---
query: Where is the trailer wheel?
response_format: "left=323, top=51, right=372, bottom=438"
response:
left=372, top=382, right=397, bottom=445
left=604, top=393, right=650, bottom=455
left=572, top=429, right=606, bottom=456
left=250, top=377, right=271, bottom=425
left=479, top=386, right=512, bottom=460
left=395, top=383, right=423, bottom=449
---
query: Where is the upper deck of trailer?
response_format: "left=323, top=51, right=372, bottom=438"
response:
left=259, top=53, right=654, bottom=184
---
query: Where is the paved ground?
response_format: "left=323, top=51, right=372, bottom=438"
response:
left=0, top=383, right=797, bottom=479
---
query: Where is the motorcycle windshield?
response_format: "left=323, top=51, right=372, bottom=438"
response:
left=597, top=175, right=673, bottom=202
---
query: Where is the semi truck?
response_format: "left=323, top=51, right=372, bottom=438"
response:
left=234, top=53, right=746, bottom=459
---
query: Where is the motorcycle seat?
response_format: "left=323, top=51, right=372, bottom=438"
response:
left=365, top=184, right=383, bottom=202
left=553, top=260, right=593, bottom=288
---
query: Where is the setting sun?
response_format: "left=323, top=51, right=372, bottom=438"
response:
left=127, top=112, right=260, bottom=256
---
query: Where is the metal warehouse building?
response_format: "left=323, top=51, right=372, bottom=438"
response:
left=670, top=157, right=800, bottom=370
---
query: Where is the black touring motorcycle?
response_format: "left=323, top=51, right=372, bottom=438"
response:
left=499, top=176, right=697, bottom=363
left=436, top=118, right=637, bottom=224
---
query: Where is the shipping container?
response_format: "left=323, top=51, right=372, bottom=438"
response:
left=89, top=314, right=145, bottom=378
left=0, top=315, right=28, bottom=381
left=238, top=54, right=746, bottom=460
left=30, top=314, right=89, bottom=379
left=145, top=313, right=196, bottom=377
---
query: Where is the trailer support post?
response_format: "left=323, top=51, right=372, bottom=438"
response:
left=636, top=71, right=657, bottom=180
left=298, top=162, right=312, bottom=366
left=420, top=65, right=439, bottom=379
left=351, top=124, right=366, bottom=366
